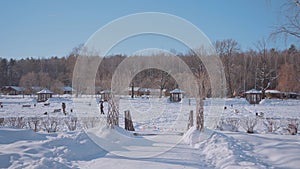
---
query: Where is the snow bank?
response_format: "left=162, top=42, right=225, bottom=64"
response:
left=0, top=128, right=107, bottom=169
left=183, top=127, right=269, bottom=168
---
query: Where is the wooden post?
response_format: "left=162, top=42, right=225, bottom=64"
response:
left=131, top=83, right=134, bottom=98
left=187, top=110, right=193, bottom=130
left=196, top=98, right=204, bottom=131
left=124, top=110, right=135, bottom=131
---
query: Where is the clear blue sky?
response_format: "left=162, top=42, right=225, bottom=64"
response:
left=0, top=0, right=296, bottom=59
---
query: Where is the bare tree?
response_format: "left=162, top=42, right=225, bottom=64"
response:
left=271, top=0, right=300, bottom=40
left=214, top=39, right=239, bottom=97
left=255, top=39, right=277, bottom=99
left=107, top=96, right=119, bottom=128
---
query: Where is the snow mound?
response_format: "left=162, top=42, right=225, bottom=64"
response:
left=0, top=127, right=47, bottom=144
left=200, top=132, right=269, bottom=169
left=0, top=128, right=107, bottom=169
left=182, top=127, right=213, bottom=146
left=183, top=127, right=269, bottom=169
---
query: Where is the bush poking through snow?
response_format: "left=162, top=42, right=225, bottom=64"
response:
left=263, top=118, right=280, bottom=133
left=287, top=119, right=299, bottom=135
left=0, top=117, right=4, bottom=126
left=65, top=117, right=78, bottom=131
left=80, top=117, right=102, bottom=129
left=43, top=117, right=58, bottom=133
left=28, top=117, right=41, bottom=132
left=218, top=117, right=240, bottom=132
left=6, top=117, right=26, bottom=129
left=242, top=117, right=258, bottom=133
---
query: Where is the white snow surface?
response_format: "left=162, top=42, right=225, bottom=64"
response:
left=0, top=95, right=300, bottom=168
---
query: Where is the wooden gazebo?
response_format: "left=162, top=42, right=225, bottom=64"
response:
left=169, top=88, right=184, bottom=102
left=245, top=89, right=262, bottom=104
left=37, top=88, right=53, bottom=102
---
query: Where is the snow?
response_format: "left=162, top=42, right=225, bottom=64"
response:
left=170, top=88, right=185, bottom=93
left=245, top=89, right=262, bottom=94
left=37, top=89, right=53, bottom=94
left=0, top=95, right=300, bottom=168
left=265, top=90, right=282, bottom=94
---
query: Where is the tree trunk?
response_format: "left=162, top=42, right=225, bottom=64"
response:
left=196, top=98, right=204, bottom=131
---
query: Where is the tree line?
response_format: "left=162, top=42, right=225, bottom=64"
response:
left=0, top=40, right=299, bottom=97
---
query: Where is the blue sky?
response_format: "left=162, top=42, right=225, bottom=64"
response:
left=0, top=0, right=296, bottom=59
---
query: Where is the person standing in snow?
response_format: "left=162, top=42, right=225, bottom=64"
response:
left=62, top=102, right=66, bottom=115
left=100, top=100, right=104, bottom=114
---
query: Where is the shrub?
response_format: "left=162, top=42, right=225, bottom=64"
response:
left=42, top=117, right=58, bottom=133
left=242, top=117, right=258, bottom=133
left=263, top=118, right=280, bottom=133
left=27, top=117, right=41, bottom=132
left=287, top=118, right=299, bottom=135
left=65, top=117, right=78, bottom=131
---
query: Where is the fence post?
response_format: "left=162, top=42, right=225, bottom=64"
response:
left=187, top=110, right=194, bottom=130
left=196, top=98, right=204, bottom=131
left=124, top=110, right=135, bottom=131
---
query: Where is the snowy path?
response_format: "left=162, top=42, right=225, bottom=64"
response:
left=1, top=127, right=299, bottom=169
left=79, top=138, right=213, bottom=169
left=224, top=131, right=300, bottom=169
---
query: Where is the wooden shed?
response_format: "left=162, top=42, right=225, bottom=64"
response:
left=137, top=88, right=150, bottom=96
left=265, top=90, right=283, bottom=99
left=285, top=92, right=300, bottom=99
left=169, top=88, right=184, bottom=102
left=1, top=86, right=24, bottom=95
left=245, top=89, right=262, bottom=104
left=37, top=88, right=53, bottom=102
left=60, top=86, right=74, bottom=95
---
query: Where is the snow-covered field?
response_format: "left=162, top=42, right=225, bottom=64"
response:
left=0, top=95, right=299, bottom=168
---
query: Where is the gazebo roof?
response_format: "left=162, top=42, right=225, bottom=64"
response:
left=245, top=89, right=261, bottom=94
left=100, top=90, right=111, bottom=94
left=37, top=88, right=53, bottom=94
left=138, top=88, right=150, bottom=92
left=265, top=89, right=282, bottom=94
left=170, top=88, right=185, bottom=94
left=61, top=86, right=74, bottom=92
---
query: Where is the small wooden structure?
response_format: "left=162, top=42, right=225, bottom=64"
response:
left=169, top=88, right=184, bottom=102
left=137, top=88, right=150, bottom=96
left=1, top=86, right=24, bottom=95
left=285, top=92, right=300, bottom=99
left=60, top=86, right=74, bottom=94
left=100, top=90, right=111, bottom=101
left=245, top=89, right=262, bottom=104
left=265, top=90, right=283, bottom=99
left=128, top=87, right=139, bottom=97
left=37, top=88, right=53, bottom=102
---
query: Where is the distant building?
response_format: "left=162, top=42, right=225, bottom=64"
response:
left=137, top=88, right=150, bottom=96
left=128, top=87, right=140, bottom=97
left=245, top=89, right=262, bottom=104
left=265, top=90, right=283, bottom=99
left=31, top=86, right=43, bottom=93
left=149, top=88, right=166, bottom=97
left=169, top=88, right=184, bottom=102
left=100, top=90, right=111, bottom=101
left=95, top=86, right=103, bottom=95
left=284, top=92, right=300, bottom=99
left=59, top=86, right=74, bottom=94
left=1, top=86, right=24, bottom=95
left=37, top=88, right=53, bottom=102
